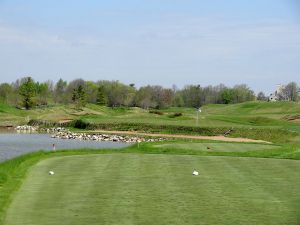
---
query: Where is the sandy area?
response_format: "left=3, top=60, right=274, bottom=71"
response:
left=92, top=130, right=271, bottom=144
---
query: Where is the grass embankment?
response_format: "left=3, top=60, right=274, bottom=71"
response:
left=4, top=153, right=300, bottom=225
left=1, top=101, right=300, bottom=129
left=69, top=120, right=298, bottom=143
left=2, top=101, right=296, bottom=143
left=2, top=101, right=300, bottom=143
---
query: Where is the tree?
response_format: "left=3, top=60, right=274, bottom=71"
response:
left=221, top=88, right=234, bottom=104
left=96, top=86, right=107, bottom=105
left=72, top=85, right=86, bottom=108
left=284, top=82, right=299, bottom=102
left=36, top=82, right=49, bottom=105
left=133, top=86, right=156, bottom=109
left=66, top=79, right=85, bottom=104
left=19, top=77, right=36, bottom=109
left=0, top=83, right=13, bottom=104
left=257, top=92, right=267, bottom=101
left=181, top=85, right=202, bottom=108
left=85, top=81, right=98, bottom=103
left=232, top=84, right=255, bottom=103
left=54, top=78, right=67, bottom=103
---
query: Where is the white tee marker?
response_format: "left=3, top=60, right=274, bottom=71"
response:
left=192, top=170, right=199, bottom=176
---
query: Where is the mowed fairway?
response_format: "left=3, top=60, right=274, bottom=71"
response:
left=5, top=154, right=300, bottom=225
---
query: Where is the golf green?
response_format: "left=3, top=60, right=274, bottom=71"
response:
left=4, top=154, right=300, bottom=225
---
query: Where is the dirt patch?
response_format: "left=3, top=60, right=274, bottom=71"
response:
left=92, top=130, right=271, bottom=144
left=58, top=119, right=73, bottom=123
left=284, top=115, right=300, bottom=121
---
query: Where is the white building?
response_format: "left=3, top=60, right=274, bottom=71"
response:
left=269, top=84, right=285, bottom=102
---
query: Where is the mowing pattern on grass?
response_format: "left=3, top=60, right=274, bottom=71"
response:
left=5, top=154, right=300, bottom=225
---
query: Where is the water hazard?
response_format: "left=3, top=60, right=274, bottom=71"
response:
left=0, top=130, right=129, bottom=162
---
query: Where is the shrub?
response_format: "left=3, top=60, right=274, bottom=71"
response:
left=149, top=110, right=164, bottom=115
left=168, top=112, right=183, bottom=118
left=74, top=119, right=90, bottom=129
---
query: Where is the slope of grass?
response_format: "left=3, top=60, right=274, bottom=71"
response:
left=134, top=140, right=300, bottom=160
left=153, top=142, right=280, bottom=152
left=2, top=101, right=300, bottom=128
left=4, top=154, right=300, bottom=225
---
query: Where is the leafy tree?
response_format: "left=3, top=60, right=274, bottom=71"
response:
left=232, top=84, right=255, bottom=103
left=284, top=82, right=299, bottom=102
left=133, top=86, right=156, bottom=109
left=66, top=79, right=85, bottom=104
left=85, top=81, right=98, bottom=103
left=181, top=85, right=202, bottom=108
left=19, top=77, right=36, bottom=109
left=221, top=88, right=235, bottom=104
left=36, top=82, right=49, bottom=105
left=0, top=83, right=13, bottom=104
left=54, top=78, right=67, bottom=103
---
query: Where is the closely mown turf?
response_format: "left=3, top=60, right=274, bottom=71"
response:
left=4, top=154, right=300, bottom=225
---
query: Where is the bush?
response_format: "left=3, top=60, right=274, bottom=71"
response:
left=149, top=110, right=164, bottom=115
left=74, top=119, right=90, bottom=129
left=168, top=112, right=183, bottom=118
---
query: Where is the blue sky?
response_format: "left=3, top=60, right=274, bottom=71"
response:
left=0, top=0, right=299, bottom=93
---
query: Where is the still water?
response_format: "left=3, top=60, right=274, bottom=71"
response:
left=0, top=131, right=129, bottom=162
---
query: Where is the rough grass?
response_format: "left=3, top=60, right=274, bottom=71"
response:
left=153, top=142, right=280, bottom=152
left=1, top=101, right=300, bottom=129
left=4, top=154, right=300, bottom=225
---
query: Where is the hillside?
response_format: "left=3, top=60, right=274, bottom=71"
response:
left=1, top=101, right=299, bottom=130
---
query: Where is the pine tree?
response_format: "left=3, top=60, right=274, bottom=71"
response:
left=19, top=77, right=36, bottom=109
left=96, top=86, right=106, bottom=105
left=72, top=85, right=86, bottom=109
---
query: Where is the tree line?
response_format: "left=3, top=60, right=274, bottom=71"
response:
left=0, top=77, right=298, bottom=109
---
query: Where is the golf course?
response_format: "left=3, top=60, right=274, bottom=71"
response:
left=1, top=0, right=300, bottom=223
left=0, top=101, right=300, bottom=224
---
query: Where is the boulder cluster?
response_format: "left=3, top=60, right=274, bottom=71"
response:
left=50, top=131, right=165, bottom=143
left=14, top=126, right=166, bottom=143
left=15, top=125, right=38, bottom=131
left=40, top=127, right=66, bottom=133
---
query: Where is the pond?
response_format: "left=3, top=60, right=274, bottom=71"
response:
left=0, top=130, right=129, bottom=162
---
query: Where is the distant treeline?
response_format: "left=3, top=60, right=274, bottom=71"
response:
left=0, top=77, right=299, bottom=109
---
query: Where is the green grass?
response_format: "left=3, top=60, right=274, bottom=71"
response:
left=1, top=101, right=300, bottom=224
left=4, top=154, right=300, bottom=225
left=1, top=101, right=300, bottom=129
left=133, top=140, right=300, bottom=160
left=153, top=142, right=280, bottom=152
left=0, top=140, right=300, bottom=224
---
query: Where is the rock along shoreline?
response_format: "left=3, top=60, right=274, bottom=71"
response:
left=15, top=126, right=166, bottom=143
